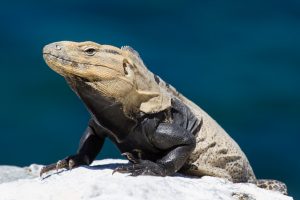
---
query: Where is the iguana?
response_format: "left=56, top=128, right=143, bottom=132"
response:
left=41, top=41, right=287, bottom=195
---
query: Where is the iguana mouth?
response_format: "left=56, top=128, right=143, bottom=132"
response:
left=43, top=53, right=121, bottom=73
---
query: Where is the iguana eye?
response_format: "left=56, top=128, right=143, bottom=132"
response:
left=84, top=47, right=96, bottom=56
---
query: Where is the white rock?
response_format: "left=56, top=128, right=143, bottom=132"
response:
left=0, top=159, right=293, bottom=200
left=0, top=164, right=42, bottom=184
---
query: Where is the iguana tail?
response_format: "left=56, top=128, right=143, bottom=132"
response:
left=255, top=179, right=287, bottom=195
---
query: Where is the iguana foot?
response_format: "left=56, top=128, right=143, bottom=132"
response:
left=40, top=154, right=88, bottom=176
left=113, top=152, right=166, bottom=176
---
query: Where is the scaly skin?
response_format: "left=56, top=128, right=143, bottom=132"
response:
left=41, top=41, right=287, bottom=195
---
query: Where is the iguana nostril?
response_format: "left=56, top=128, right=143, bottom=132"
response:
left=55, top=45, right=62, bottom=50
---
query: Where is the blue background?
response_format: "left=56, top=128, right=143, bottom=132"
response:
left=0, top=0, right=299, bottom=198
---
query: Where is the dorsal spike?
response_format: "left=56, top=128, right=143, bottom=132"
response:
left=121, top=45, right=141, bottom=58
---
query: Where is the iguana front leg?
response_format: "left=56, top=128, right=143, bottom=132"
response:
left=113, top=123, right=196, bottom=176
left=40, top=120, right=106, bottom=176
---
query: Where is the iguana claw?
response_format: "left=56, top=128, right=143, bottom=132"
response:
left=39, top=163, right=57, bottom=176
left=40, top=154, right=87, bottom=177
left=112, top=159, right=166, bottom=176
left=39, top=160, right=69, bottom=177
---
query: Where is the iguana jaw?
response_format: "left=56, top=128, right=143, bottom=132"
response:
left=43, top=52, right=120, bottom=82
left=43, top=42, right=124, bottom=82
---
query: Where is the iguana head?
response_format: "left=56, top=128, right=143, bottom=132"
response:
left=43, top=41, right=171, bottom=115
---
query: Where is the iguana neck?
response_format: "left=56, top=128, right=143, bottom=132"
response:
left=66, top=77, right=137, bottom=142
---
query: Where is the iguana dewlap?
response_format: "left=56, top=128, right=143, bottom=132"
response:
left=41, top=41, right=287, bottom=195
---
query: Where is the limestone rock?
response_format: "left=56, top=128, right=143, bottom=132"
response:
left=0, top=159, right=293, bottom=200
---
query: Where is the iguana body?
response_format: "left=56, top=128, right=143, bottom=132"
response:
left=41, top=41, right=287, bottom=195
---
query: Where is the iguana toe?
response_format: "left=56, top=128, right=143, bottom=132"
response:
left=112, top=160, right=166, bottom=176
left=40, top=163, right=57, bottom=176
left=40, top=154, right=88, bottom=176
left=56, top=159, right=69, bottom=170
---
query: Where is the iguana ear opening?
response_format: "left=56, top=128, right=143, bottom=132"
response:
left=122, top=59, right=135, bottom=82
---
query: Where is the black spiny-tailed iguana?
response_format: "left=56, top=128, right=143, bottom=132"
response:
left=41, top=41, right=287, bottom=195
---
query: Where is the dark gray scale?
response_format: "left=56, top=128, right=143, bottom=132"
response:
left=170, top=98, right=202, bottom=135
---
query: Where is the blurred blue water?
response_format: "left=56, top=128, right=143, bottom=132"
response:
left=0, top=0, right=299, bottom=198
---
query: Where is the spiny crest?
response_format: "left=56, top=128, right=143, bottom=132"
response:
left=122, top=45, right=181, bottom=100
left=153, top=74, right=181, bottom=98
left=121, top=45, right=147, bottom=70
left=121, top=46, right=140, bottom=58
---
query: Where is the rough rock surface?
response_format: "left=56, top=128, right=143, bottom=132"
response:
left=0, top=159, right=293, bottom=200
left=0, top=164, right=41, bottom=184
